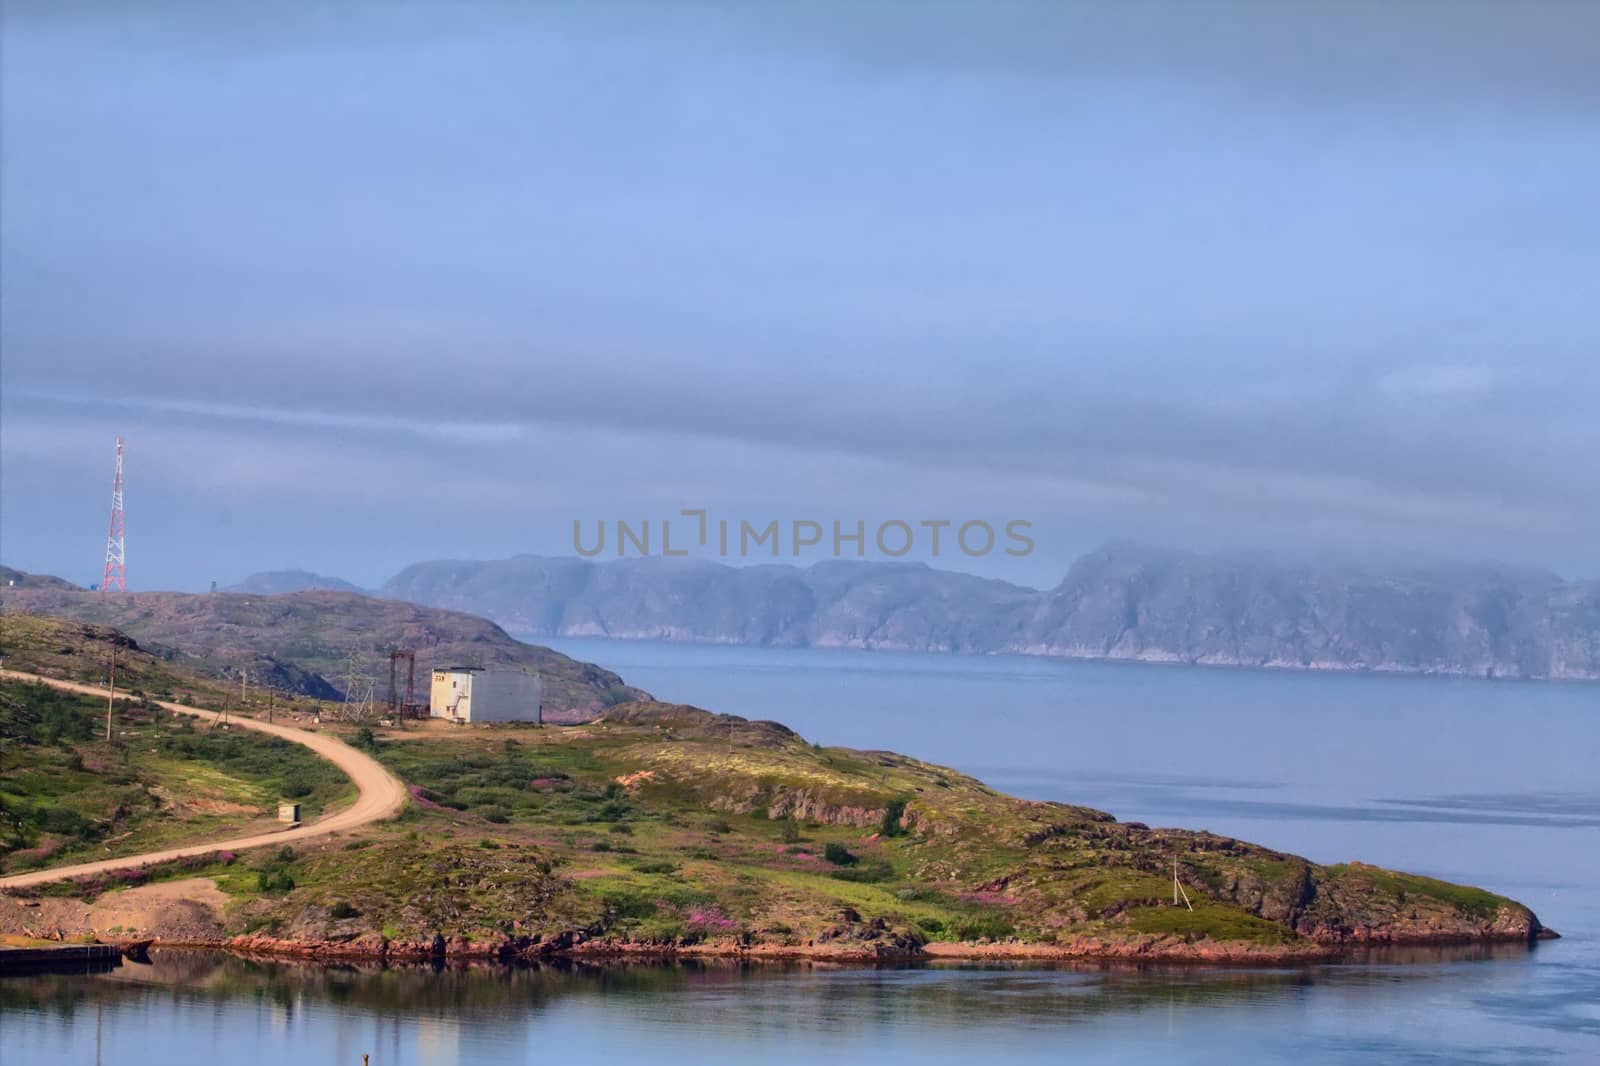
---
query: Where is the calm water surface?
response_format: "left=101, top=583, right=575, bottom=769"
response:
left=6, top=641, right=1597, bottom=1064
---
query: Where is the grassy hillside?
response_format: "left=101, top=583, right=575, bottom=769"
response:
left=0, top=616, right=1547, bottom=958
left=0, top=679, right=348, bottom=874
left=1, top=613, right=297, bottom=708
left=261, top=702, right=1533, bottom=955
left=33, top=701, right=1530, bottom=959
left=2, top=583, right=646, bottom=720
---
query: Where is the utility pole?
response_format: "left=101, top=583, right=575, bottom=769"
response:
left=105, top=643, right=117, bottom=742
left=1172, top=856, right=1193, bottom=911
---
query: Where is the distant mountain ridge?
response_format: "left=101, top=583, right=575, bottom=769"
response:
left=370, top=544, right=1600, bottom=681
left=226, top=569, right=367, bottom=595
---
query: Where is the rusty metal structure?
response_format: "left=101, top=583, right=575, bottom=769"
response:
left=388, top=649, right=423, bottom=719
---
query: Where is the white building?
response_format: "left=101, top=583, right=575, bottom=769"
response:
left=429, top=668, right=542, bottom=724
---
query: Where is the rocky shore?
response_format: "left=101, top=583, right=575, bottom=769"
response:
left=214, top=915, right=1553, bottom=967
left=8, top=882, right=1551, bottom=969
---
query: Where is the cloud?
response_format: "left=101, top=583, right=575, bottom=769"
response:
left=2, top=1, right=1597, bottom=587
left=1376, top=366, right=1500, bottom=400
left=14, top=393, right=529, bottom=446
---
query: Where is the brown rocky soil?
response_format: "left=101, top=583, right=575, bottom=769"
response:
left=0, top=878, right=229, bottom=943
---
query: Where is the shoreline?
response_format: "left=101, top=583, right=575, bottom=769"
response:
left=142, top=927, right=1554, bottom=968
left=534, top=632, right=1600, bottom=686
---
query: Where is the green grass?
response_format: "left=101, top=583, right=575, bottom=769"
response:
left=4, top=681, right=1537, bottom=955
left=1241, top=857, right=1305, bottom=886
left=1326, top=864, right=1510, bottom=920
left=0, top=680, right=348, bottom=873
left=1124, top=903, right=1297, bottom=945
left=1076, top=871, right=1175, bottom=916
left=326, top=712, right=1483, bottom=949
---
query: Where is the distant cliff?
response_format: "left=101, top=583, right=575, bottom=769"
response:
left=379, top=545, right=1600, bottom=681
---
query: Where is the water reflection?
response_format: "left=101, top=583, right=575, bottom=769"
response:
left=0, top=943, right=1547, bottom=1030
left=0, top=938, right=1590, bottom=1062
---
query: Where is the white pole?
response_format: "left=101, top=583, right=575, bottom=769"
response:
left=105, top=643, right=117, bottom=741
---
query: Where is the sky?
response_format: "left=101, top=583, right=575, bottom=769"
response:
left=2, top=1, right=1598, bottom=591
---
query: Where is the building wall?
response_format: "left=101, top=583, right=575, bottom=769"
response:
left=429, top=669, right=541, bottom=723
left=430, top=670, right=473, bottom=720
left=463, top=671, right=542, bottom=723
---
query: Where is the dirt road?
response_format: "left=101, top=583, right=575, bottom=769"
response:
left=0, top=670, right=408, bottom=889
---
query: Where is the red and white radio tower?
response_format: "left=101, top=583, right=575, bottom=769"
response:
left=101, top=437, right=126, bottom=593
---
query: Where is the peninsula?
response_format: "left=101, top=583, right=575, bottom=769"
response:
left=0, top=614, right=1553, bottom=964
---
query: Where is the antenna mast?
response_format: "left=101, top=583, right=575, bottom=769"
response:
left=101, top=437, right=126, bottom=592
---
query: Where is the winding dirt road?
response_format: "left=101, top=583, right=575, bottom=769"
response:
left=0, top=670, right=408, bottom=889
